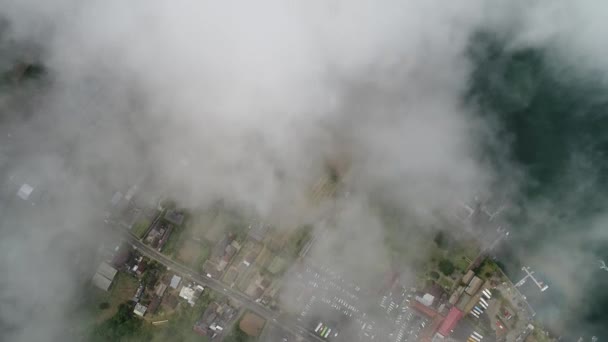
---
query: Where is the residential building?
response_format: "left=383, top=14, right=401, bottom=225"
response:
left=164, top=209, right=185, bottom=226
left=179, top=285, right=204, bottom=306
left=170, top=275, right=182, bottom=289
left=134, top=303, right=147, bottom=317
left=193, top=302, right=237, bottom=337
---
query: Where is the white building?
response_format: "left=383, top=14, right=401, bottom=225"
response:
left=134, top=303, right=147, bottom=317
left=170, top=275, right=182, bottom=289
left=416, top=293, right=435, bottom=307
left=179, top=285, right=204, bottom=306
left=16, top=183, right=34, bottom=201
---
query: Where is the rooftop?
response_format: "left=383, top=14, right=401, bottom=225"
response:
left=437, top=307, right=463, bottom=337
left=16, top=183, right=34, bottom=201
left=465, top=276, right=483, bottom=295
left=91, top=262, right=118, bottom=292
left=164, top=209, right=185, bottom=226
left=97, top=262, right=118, bottom=280
left=170, top=275, right=182, bottom=289
left=179, top=285, right=204, bottom=306
left=134, top=303, right=147, bottom=317
left=92, top=273, right=113, bottom=291
left=248, top=222, right=269, bottom=242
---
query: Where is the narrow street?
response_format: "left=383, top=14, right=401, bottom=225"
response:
left=116, top=227, right=324, bottom=342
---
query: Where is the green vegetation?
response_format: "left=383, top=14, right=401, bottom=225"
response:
left=475, top=258, right=505, bottom=281
left=161, top=226, right=182, bottom=256
left=86, top=272, right=140, bottom=323
left=90, top=303, right=152, bottom=342
left=438, top=259, right=455, bottom=276
left=267, top=256, right=288, bottom=275
left=429, top=271, right=440, bottom=280
left=151, top=291, right=215, bottom=342
left=455, top=256, right=471, bottom=271
left=491, top=288, right=503, bottom=300
left=142, top=261, right=164, bottom=290
left=194, top=242, right=211, bottom=270
left=438, top=276, right=454, bottom=291
left=132, top=217, right=152, bottom=239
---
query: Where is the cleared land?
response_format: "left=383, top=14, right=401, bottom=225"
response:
left=89, top=272, right=139, bottom=323
left=177, top=240, right=202, bottom=265
left=132, top=217, right=152, bottom=239
left=176, top=240, right=211, bottom=269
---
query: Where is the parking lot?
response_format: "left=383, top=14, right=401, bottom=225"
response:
left=389, top=303, right=429, bottom=342
left=292, top=263, right=378, bottom=341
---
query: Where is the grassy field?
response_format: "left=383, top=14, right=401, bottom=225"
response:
left=194, top=243, right=211, bottom=271
left=176, top=239, right=211, bottom=269
left=132, top=217, right=152, bottom=239
left=475, top=259, right=505, bottom=281
left=206, top=212, right=229, bottom=242
left=186, top=210, right=217, bottom=240
left=237, top=265, right=260, bottom=293
left=267, top=256, right=287, bottom=275
left=176, top=240, right=201, bottom=265
left=89, top=272, right=140, bottom=323
left=160, top=226, right=182, bottom=256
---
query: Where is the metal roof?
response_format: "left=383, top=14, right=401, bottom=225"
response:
left=438, top=307, right=463, bottom=337
left=96, top=262, right=118, bottom=281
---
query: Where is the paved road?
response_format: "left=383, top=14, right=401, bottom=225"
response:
left=120, top=230, right=323, bottom=342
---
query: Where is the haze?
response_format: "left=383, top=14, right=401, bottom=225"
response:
left=1, top=0, right=608, bottom=341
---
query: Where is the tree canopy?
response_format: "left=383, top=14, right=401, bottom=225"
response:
left=438, top=259, right=455, bottom=276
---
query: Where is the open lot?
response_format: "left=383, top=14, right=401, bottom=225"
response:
left=132, top=216, right=152, bottom=239
left=186, top=210, right=218, bottom=241
left=176, top=239, right=211, bottom=269
left=177, top=240, right=202, bottom=265
left=88, top=272, right=140, bottom=323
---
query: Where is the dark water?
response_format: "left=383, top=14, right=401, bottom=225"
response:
left=468, top=32, right=608, bottom=339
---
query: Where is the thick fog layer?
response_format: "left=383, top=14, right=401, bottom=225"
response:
left=1, top=0, right=608, bottom=340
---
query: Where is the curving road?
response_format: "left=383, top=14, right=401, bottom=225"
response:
left=119, top=229, right=322, bottom=342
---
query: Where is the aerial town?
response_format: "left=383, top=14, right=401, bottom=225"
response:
left=4, top=3, right=608, bottom=342
left=73, top=164, right=557, bottom=342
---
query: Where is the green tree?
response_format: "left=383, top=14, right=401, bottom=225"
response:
left=91, top=303, right=151, bottom=342
left=438, top=259, right=455, bottom=276
left=434, top=231, right=445, bottom=248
